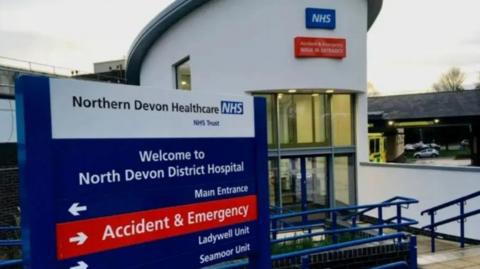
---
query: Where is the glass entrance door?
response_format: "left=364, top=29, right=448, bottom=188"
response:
left=306, top=156, right=328, bottom=210
left=279, top=156, right=328, bottom=212
left=279, top=158, right=302, bottom=211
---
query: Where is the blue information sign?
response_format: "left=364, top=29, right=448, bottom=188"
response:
left=306, top=8, right=336, bottom=29
left=16, top=76, right=270, bottom=269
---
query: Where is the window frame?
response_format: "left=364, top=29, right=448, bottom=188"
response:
left=173, top=56, right=191, bottom=90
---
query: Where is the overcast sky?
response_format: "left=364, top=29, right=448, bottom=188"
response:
left=0, top=0, right=479, bottom=95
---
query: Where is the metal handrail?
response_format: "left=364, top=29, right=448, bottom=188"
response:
left=270, top=205, right=295, bottom=214
left=270, top=222, right=325, bottom=233
left=342, top=196, right=415, bottom=221
left=270, top=197, right=418, bottom=242
left=271, top=220, right=418, bottom=244
left=265, top=197, right=418, bottom=268
left=0, top=226, right=22, bottom=268
left=421, top=191, right=480, bottom=216
left=421, top=209, right=480, bottom=230
left=0, top=226, right=20, bottom=231
left=420, top=190, right=480, bottom=252
left=0, top=240, right=21, bottom=246
left=0, top=260, right=22, bottom=267
left=271, top=198, right=418, bottom=221
left=371, top=261, right=409, bottom=269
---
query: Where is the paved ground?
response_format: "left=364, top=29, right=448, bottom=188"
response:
left=412, top=157, right=471, bottom=166
left=416, top=234, right=480, bottom=268
left=419, top=247, right=480, bottom=268
left=383, top=229, right=480, bottom=268
left=416, top=235, right=462, bottom=255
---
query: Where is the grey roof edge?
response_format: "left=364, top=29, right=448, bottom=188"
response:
left=368, top=89, right=480, bottom=120
left=126, top=0, right=384, bottom=85
left=369, top=89, right=480, bottom=99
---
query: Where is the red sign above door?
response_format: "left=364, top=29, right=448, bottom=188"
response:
left=294, top=37, right=346, bottom=59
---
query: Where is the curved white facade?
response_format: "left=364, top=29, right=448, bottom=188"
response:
left=139, top=0, right=369, bottom=94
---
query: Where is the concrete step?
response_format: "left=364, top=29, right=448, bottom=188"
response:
left=418, top=246, right=480, bottom=268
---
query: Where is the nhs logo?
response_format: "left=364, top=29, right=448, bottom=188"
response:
left=221, top=101, right=244, bottom=115
left=306, top=8, right=336, bottom=30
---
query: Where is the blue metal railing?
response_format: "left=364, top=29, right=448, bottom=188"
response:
left=421, top=190, right=480, bottom=253
left=271, top=196, right=418, bottom=241
left=0, top=259, right=22, bottom=267
left=269, top=197, right=418, bottom=269
left=342, top=196, right=415, bottom=221
left=371, top=261, right=409, bottom=269
left=0, top=226, right=22, bottom=268
left=213, top=197, right=419, bottom=269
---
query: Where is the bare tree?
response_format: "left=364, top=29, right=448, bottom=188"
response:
left=367, top=82, right=380, bottom=96
left=476, top=73, right=480, bottom=90
left=432, top=67, right=466, bottom=92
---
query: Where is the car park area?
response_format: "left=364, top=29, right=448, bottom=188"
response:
left=404, top=143, right=472, bottom=166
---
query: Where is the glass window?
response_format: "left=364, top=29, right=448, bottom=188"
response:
left=254, top=91, right=358, bottom=212
left=278, top=94, right=329, bottom=147
left=334, top=156, right=355, bottom=207
left=313, top=94, right=329, bottom=144
left=278, top=94, right=296, bottom=145
left=174, top=57, right=191, bottom=90
left=331, top=94, right=354, bottom=146
left=294, top=95, right=313, bottom=143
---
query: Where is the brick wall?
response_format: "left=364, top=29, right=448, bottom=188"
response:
left=0, top=167, right=19, bottom=227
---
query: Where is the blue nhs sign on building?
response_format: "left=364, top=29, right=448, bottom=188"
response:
left=306, top=8, right=336, bottom=29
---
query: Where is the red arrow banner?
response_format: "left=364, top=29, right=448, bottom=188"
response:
left=56, top=195, right=257, bottom=259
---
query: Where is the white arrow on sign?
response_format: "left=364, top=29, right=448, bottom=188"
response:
left=69, top=232, right=88, bottom=246
left=71, top=261, right=88, bottom=269
left=69, top=203, right=87, bottom=216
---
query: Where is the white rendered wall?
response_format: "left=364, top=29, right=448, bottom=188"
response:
left=139, top=0, right=368, bottom=95
left=0, top=99, right=16, bottom=143
left=359, top=163, right=480, bottom=239
left=356, top=93, right=369, bottom=164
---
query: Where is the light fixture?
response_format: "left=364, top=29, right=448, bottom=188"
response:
left=326, top=89, right=334, bottom=94
left=278, top=93, right=283, bottom=99
left=434, top=119, right=440, bottom=124
left=288, top=89, right=297, bottom=93
left=312, top=93, right=319, bottom=97
left=388, top=121, right=395, bottom=126
left=395, top=121, right=434, bottom=127
left=181, top=81, right=188, bottom=86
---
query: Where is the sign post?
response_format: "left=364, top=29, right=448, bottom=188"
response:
left=16, top=76, right=270, bottom=268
